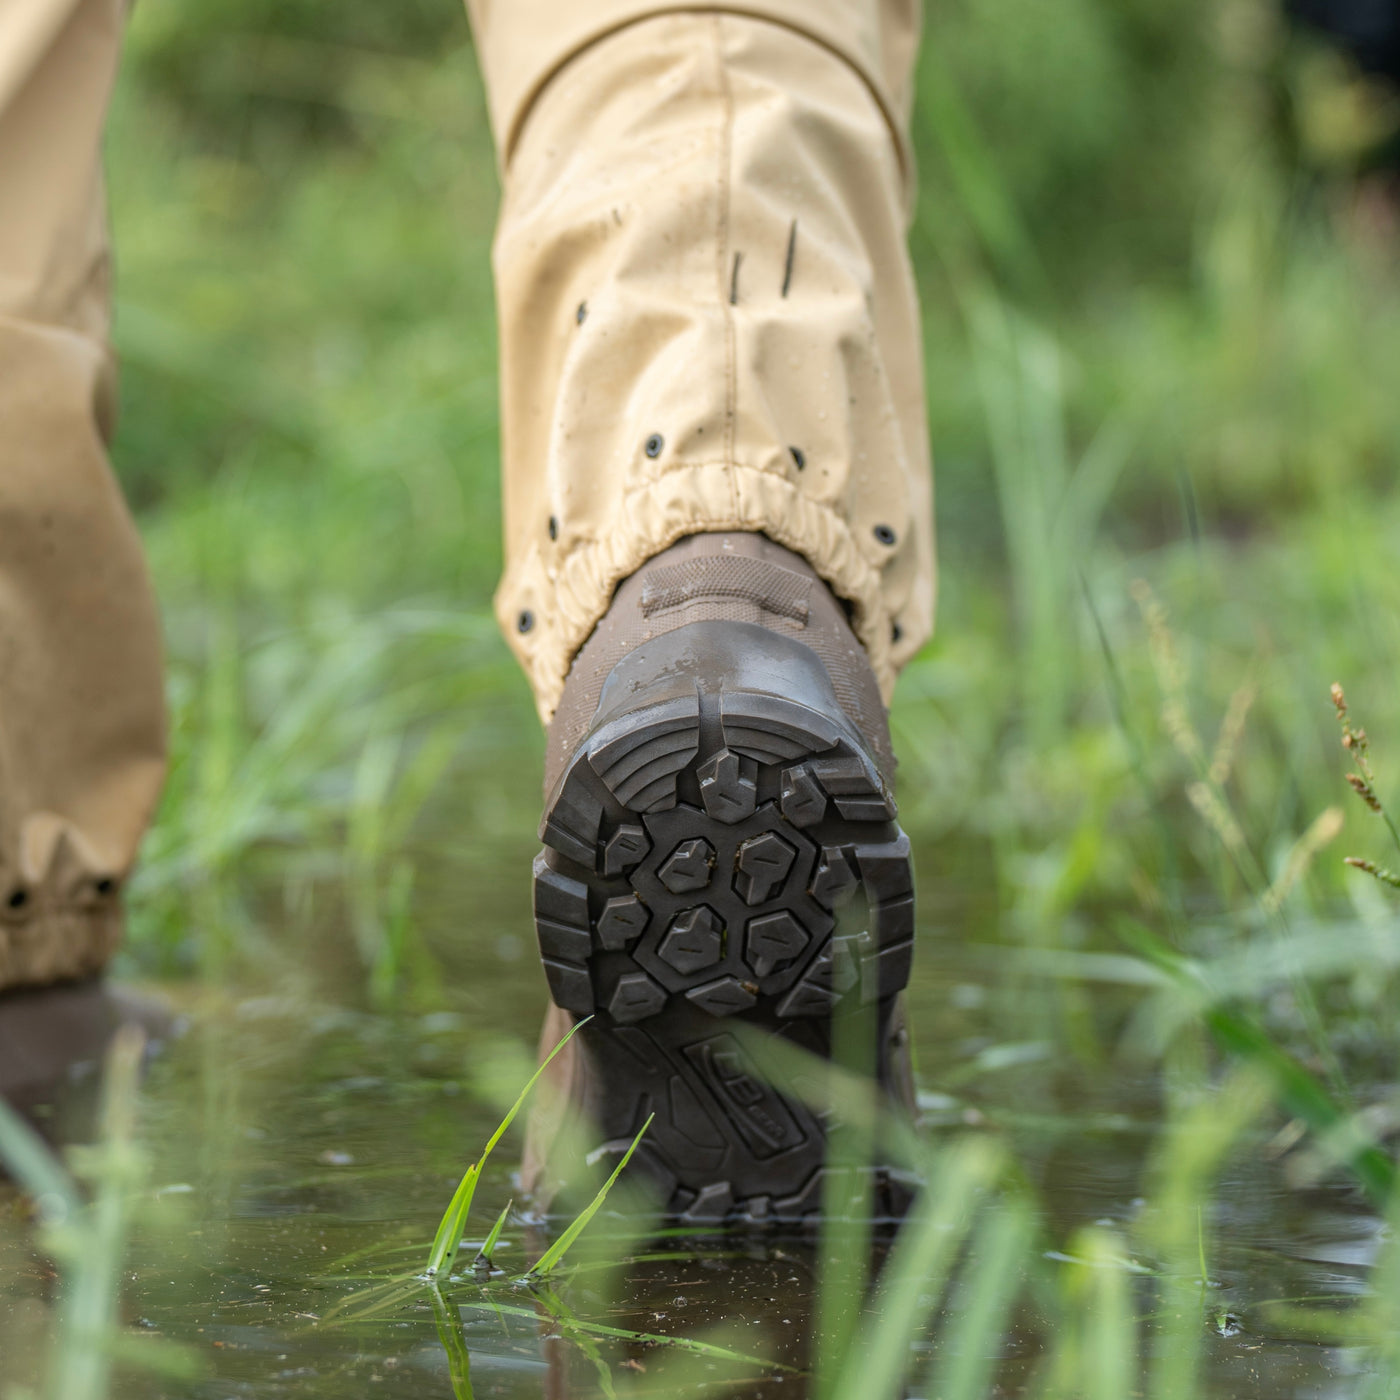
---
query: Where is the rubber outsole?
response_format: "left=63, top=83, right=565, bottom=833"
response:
left=532, top=622, right=916, bottom=1222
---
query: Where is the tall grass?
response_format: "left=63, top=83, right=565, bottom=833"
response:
left=424, top=1014, right=586, bottom=1279
left=0, top=1031, right=196, bottom=1400
left=5, top=0, right=1387, bottom=1393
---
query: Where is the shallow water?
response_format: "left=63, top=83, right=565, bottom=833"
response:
left=0, top=829, right=1386, bottom=1398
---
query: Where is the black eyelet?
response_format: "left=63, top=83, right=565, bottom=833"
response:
left=576, top=302, right=587, bottom=325
left=517, top=610, right=535, bottom=634
left=548, top=515, right=558, bottom=541
left=873, top=524, right=897, bottom=546
left=644, top=433, right=664, bottom=459
left=789, top=446, right=805, bottom=470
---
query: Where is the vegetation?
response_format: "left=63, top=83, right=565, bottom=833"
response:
left=4, top=0, right=1400, bottom=1394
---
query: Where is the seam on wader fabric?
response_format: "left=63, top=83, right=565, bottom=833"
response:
left=495, top=7, right=913, bottom=199
left=712, top=17, right=738, bottom=514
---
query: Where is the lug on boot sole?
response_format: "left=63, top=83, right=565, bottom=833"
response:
left=533, top=671, right=916, bottom=1225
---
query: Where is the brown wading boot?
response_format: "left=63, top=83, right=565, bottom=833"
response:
left=522, top=532, right=917, bottom=1225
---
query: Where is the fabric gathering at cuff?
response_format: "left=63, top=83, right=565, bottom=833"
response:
left=483, top=10, right=935, bottom=723
left=497, top=461, right=916, bottom=722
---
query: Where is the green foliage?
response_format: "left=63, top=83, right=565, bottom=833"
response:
left=123, top=0, right=472, bottom=154
left=470, top=1199, right=512, bottom=1271
left=67, top=0, right=1400, bottom=1394
left=828, top=1138, right=1004, bottom=1400
left=526, top=1115, right=654, bottom=1280
left=425, top=1016, right=587, bottom=1278
left=0, top=1032, right=200, bottom=1399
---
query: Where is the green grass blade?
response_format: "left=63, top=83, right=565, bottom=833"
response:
left=729, top=1021, right=925, bottom=1171
left=926, top=1197, right=1035, bottom=1400
left=472, top=1200, right=512, bottom=1270
left=0, top=1096, right=81, bottom=1217
left=829, top=1137, right=1003, bottom=1400
left=425, top=1015, right=590, bottom=1277
left=1144, top=1067, right=1269, bottom=1400
left=428, top=1285, right=475, bottom=1400
left=318, top=1275, right=424, bottom=1326
left=1204, top=1007, right=1395, bottom=1206
left=483, top=1293, right=797, bottom=1370
left=1040, top=1227, right=1140, bottom=1400
left=914, top=46, right=1043, bottom=297
left=1118, top=916, right=1394, bottom=1207
left=815, top=994, right=879, bottom=1400
left=1081, top=1229, right=1137, bottom=1400
left=46, top=1025, right=147, bottom=1400
left=1360, top=1187, right=1400, bottom=1400
left=527, top=1114, right=653, bottom=1278
left=425, top=1164, right=480, bottom=1279
left=475, top=1014, right=591, bottom=1177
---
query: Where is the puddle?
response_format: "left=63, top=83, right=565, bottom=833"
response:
left=0, top=831, right=1387, bottom=1398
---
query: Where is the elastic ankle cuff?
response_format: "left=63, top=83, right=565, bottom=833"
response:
left=497, top=461, right=921, bottom=723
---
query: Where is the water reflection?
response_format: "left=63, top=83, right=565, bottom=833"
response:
left=0, top=935, right=1388, bottom=1398
left=0, top=979, right=175, bottom=1133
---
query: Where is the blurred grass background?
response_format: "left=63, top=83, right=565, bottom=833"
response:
left=22, top=2, right=1400, bottom=1392
left=108, top=0, right=1400, bottom=1008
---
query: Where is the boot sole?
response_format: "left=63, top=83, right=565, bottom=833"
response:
left=532, top=623, right=915, bottom=1224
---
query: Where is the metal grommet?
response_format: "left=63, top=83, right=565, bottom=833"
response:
left=789, top=446, right=805, bottom=470
left=644, top=433, right=664, bottom=459
left=548, top=515, right=558, bottom=541
left=576, top=302, right=587, bottom=325
left=873, top=524, right=897, bottom=547
left=517, top=610, right=535, bottom=634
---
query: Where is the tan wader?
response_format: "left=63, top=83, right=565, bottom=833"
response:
left=0, top=0, right=933, bottom=992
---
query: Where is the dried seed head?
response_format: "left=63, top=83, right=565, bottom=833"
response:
left=1344, top=856, right=1400, bottom=889
left=1347, top=774, right=1383, bottom=812
left=1209, top=681, right=1257, bottom=786
left=1133, top=579, right=1200, bottom=758
left=1187, top=781, right=1246, bottom=853
left=1332, top=682, right=1374, bottom=774
left=1314, top=806, right=1346, bottom=844
left=1263, top=805, right=1345, bottom=914
left=1163, top=698, right=1204, bottom=763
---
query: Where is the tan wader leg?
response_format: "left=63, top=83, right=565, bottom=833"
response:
left=0, top=0, right=930, bottom=992
left=463, top=1, right=935, bottom=723
left=0, top=0, right=166, bottom=992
